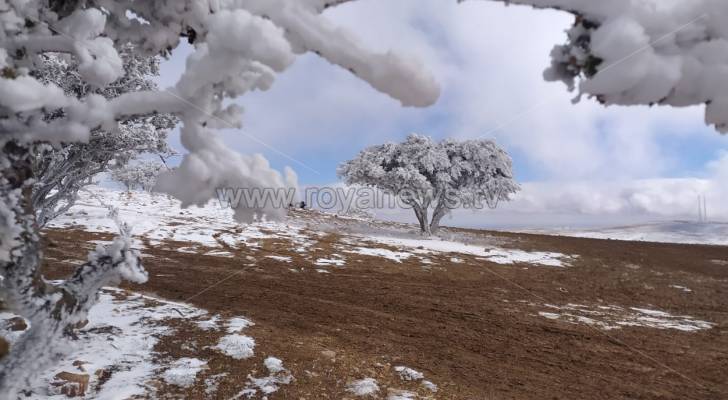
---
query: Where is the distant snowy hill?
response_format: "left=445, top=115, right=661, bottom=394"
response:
left=527, top=221, right=728, bottom=247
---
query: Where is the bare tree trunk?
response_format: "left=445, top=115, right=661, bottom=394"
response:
left=429, top=197, right=449, bottom=235
left=412, top=204, right=431, bottom=236
left=429, top=213, right=446, bottom=234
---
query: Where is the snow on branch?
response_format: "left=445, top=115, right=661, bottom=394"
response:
left=477, top=0, right=728, bottom=132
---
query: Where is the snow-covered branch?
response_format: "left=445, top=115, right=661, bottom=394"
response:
left=471, top=0, right=728, bottom=132
left=0, top=229, right=145, bottom=396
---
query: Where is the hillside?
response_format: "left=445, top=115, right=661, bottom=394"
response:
left=2, top=187, right=727, bottom=399
left=528, top=222, right=728, bottom=247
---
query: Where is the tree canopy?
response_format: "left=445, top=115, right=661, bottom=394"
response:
left=338, top=134, right=519, bottom=234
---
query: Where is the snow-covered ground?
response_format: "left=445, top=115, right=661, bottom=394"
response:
left=48, top=186, right=577, bottom=268
left=0, top=287, right=284, bottom=399
left=534, top=303, right=714, bottom=332
left=365, top=236, right=573, bottom=267
left=346, top=366, right=438, bottom=399
left=524, top=221, right=728, bottom=246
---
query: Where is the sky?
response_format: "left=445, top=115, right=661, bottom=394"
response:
left=156, top=0, right=728, bottom=229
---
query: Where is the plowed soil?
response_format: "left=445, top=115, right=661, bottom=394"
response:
left=42, top=225, right=728, bottom=400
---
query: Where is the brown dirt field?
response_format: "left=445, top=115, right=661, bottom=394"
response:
left=41, top=226, right=728, bottom=400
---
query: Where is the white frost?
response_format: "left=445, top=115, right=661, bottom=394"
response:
left=347, top=378, right=380, bottom=397
left=215, top=334, right=256, bottom=360
left=538, top=303, right=714, bottom=332
left=227, top=317, right=254, bottom=333
left=19, top=288, right=206, bottom=399
left=348, top=247, right=412, bottom=263
left=367, top=236, right=573, bottom=267
left=162, top=358, right=207, bottom=388
left=394, top=366, right=424, bottom=381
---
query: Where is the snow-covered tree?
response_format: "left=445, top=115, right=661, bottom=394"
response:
left=338, top=134, right=519, bottom=235
left=475, top=0, right=728, bottom=132
left=0, top=1, right=438, bottom=396
left=110, top=160, right=167, bottom=193
left=30, top=46, right=175, bottom=228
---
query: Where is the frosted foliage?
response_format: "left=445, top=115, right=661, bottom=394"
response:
left=338, top=134, right=519, bottom=234
left=29, top=46, right=174, bottom=228
left=493, top=0, right=728, bottom=132
left=111, top=161, right=166, bottom=192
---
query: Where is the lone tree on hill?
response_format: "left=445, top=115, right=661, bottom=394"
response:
left=338, top=134, right=519, bottom=235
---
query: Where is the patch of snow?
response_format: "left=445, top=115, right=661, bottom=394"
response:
left=24, top=287, right=207, bottom=399
left=366, top=236, right=573, bottom=267
left=346, top=247, right=412, bottom=263
left=539, top=312, right=561, bottom=320
left=196, top=315, right=221, bottom=331
left=49, top=186, right=315, bottom=254
left=264, top=357, right=285, bottom=374
left=669, top=285, right=692, bottom=293
left=481, top=248, right=570, bottom=267
left=315, top=257, right=346, bottom=267
left=233, top=357, right=293, bottom=399
left=537, top=303, right=714, bottom=332
left=266, top=255, right=292, bottom=262
left=226, top=317, right=254, bottom=333
left=387, top=390, right=417, bottom=400
left=204, top=250, right=234, bottom=258
left=422, top=380, right=438, bottom=392
left=215, top=334, right=255, bottom=360
left=630, top=307, right=671, bottom=317
left=204, top=373, right=228, bottom=396
left=347, top=378, right=380, bottom=397
left=162, top=358, right=206, bottom=388
left=394, top=366, right=424, bottom=381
